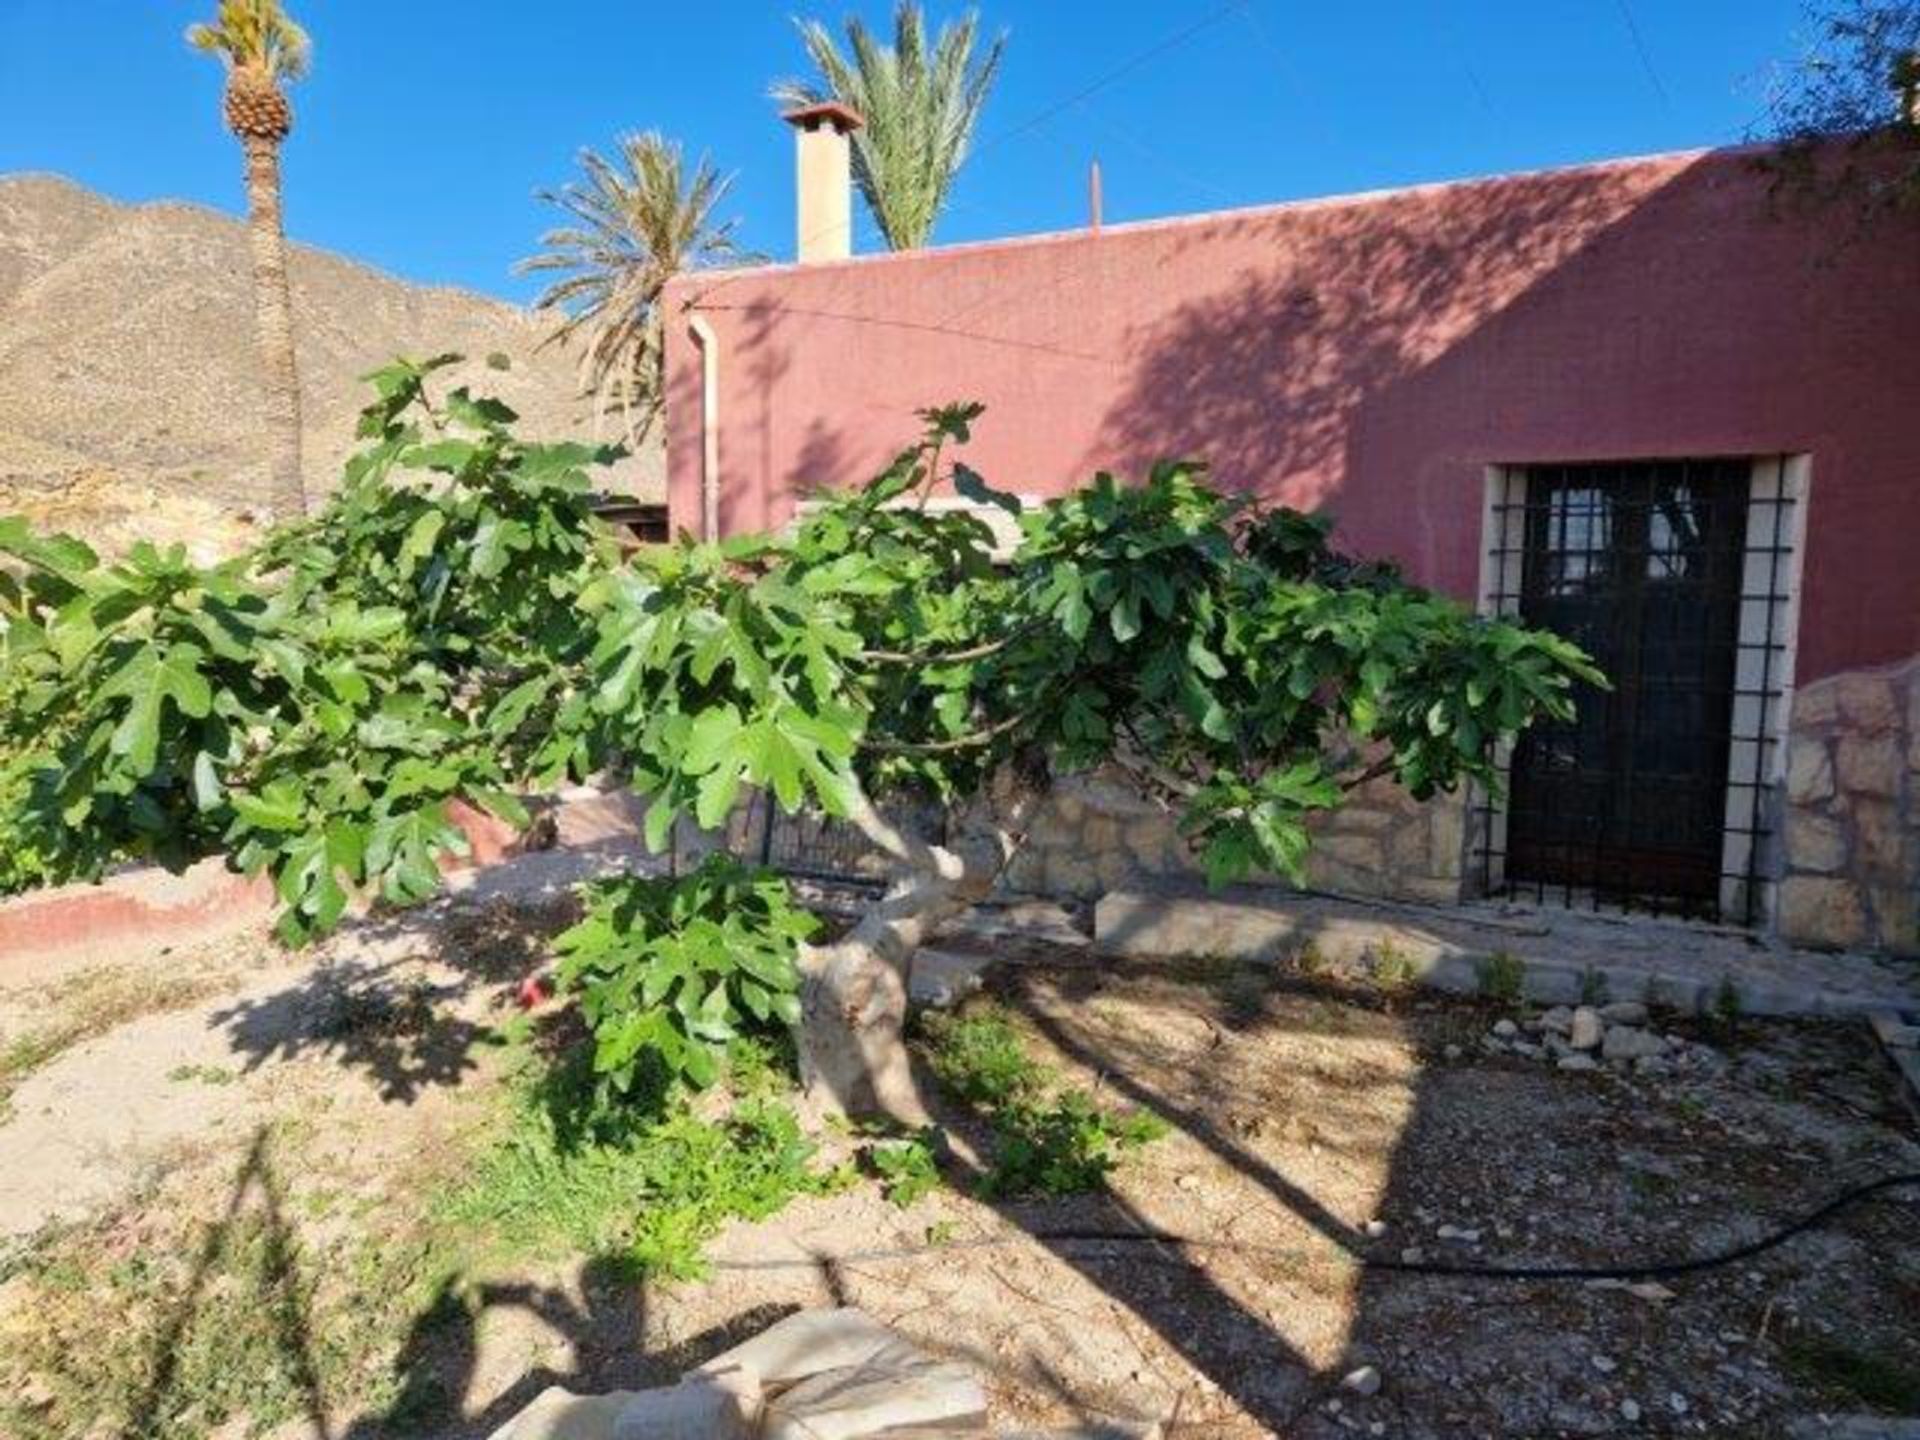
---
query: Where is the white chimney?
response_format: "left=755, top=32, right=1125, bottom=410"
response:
left=783, top=101, right=863, bottom=263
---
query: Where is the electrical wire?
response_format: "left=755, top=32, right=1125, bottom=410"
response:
left=710, top=1171, right=1920, bottom=1282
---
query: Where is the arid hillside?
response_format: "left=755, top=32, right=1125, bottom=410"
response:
left=0, top=173, right=661, bottom=559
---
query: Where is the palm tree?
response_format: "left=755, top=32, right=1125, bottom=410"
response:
left=187, top=0, right=311, bottom=520
left=520, top=134, right=750, bottom=448
left=772, top=3, right=1007, bottom=251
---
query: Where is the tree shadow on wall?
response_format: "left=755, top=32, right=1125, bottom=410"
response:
left=1091, top=158, right=1677, bottom=510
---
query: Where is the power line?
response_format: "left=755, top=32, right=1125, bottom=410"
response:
left=969, top=1, right=1252, bottom=160
left=684, top=0, right=1252, bottom=320
left=1613, top=0, right=1672, bottom=111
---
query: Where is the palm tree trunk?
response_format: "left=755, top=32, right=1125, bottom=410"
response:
left=241, top=136, right=306, bottom=519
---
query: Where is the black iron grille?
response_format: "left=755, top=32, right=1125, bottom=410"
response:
left=1475, top=458, right=1795, bottom=926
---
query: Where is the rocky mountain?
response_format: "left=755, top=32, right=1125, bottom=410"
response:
left=0, top=173, right=661, bottom=559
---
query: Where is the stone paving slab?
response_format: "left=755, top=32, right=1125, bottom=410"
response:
left=1094, top=885, right=1920, bottom=1019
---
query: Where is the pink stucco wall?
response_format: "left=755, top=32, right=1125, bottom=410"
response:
left=662, top=146, right=1920, bottom=684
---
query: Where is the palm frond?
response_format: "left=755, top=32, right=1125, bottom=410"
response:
left=185, top=0, right=311, bottom=81
left=773, top=2, right=1006, bottom=250
left=518, top=132, right=755, bottom=446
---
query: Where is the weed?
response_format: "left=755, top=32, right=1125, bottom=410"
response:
left=921, top=1007, right=1166, bottom=1199
left=1475, top=950, right=1526, bottom=1007
left=0, top=1136, right=449, bottom=1440
left=868, top=1131, right=943, bottom=1208
left=985, top=1091, right=1168, bottom=1199
left=925, top=1219, right=958, bottom=1246
left=922, top=1008, right=1043, bottom=1107
left=1781, top=1334, right=1920, bottom=1413
left=1578, top=965, right=1610, bottom=1006
left=442, top=1059, right=846, bottom=1282
left=1372, top=941, right=1418, bottom=993
left=167, top=1063, right=238, bottom=1086
left=1711, top=974, right=1743, bottom=1042
left=1294, top=941, right=1331, bottom=978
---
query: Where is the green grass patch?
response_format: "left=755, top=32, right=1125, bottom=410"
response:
left=0, top=1131, right=457, bottom=1440
left=920, top=1006, right=1167, bottom=1199
left=0, top=1030, right=846, bottom=1438
left=440, top=1042, right=848, bottom=1282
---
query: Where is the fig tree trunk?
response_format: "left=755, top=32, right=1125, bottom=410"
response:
left=795, top=777, right=1039, bottom=1121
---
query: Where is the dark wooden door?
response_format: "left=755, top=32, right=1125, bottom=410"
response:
left=1505, top=460, right=1750, bottom=916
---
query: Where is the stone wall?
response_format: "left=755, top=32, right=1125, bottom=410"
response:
left=1777, top=657, right=1920, bottom=955
left=1002, top=768, right=1468, bottom=907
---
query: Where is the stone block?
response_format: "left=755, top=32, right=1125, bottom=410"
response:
left=1868, top=886, right=1918, bottom=956
left=1786, top=739, right=1834, bottom=806
left=1601, top=1025, right=1666, bottom=1061
left=1123, top=817, right=1175, bottom=869
left=1785, top=812, right=1849, bottom=874
left=699, top=1307, right=901, bottom=1388
left=488, top=1387, right=640, bottom=1440
left=1318, top=833, right=1385, bottom=870
left=1778, top=875, right=1870, bottom=951
left=1836, top=673, right=1901, bottom=732
left=611, top=1370, right=759, bottom=1440
left=1386, top=818, right=1431, bottom=869
left=1043, top=853, right=1100, bottom=897
left=1427, top=800, right=1467, bottom=878
left=1852, top=800, right=1912, bottom=879
left=1095, top=848, right=1139, bottom=891
left=761, top=1352, right=987, bottom=1439
left=1793, top=682, right=1840, bottom=729
left=1321, top=803, right=1394, bottom=835
left=1835, top=734, right=1903, bottom=799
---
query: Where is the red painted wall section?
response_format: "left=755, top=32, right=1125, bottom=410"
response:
left=662, top=147, right=1920, bottom=683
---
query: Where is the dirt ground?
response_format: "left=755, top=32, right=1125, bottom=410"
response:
left=1, top=899, right=1917, bottom=1439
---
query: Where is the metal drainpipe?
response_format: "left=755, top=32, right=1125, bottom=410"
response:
left=688, top=314, right=721, bottom=541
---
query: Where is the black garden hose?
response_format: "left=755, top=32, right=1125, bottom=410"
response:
left=711, top=1170, right=1920, bottom=1282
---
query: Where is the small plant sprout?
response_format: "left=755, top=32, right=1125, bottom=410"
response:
left=1578, top=965, right=1610, bottom=1006
left=1712, top=973, right=1744, bottom=1041
left=868, top=1130, right=942, bottom=1208
left=1372, top=940, right=1418, bottom=993
left=920, top=1007, right=1167, bottom=1198
left=1476, top=949, right=1526, bottom=1007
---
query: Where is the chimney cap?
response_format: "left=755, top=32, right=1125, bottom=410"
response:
left=782, top=100, right=865, bottom=134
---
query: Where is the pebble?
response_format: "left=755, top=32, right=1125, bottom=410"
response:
left=1600, top=1001, right=1650, bottom=1026
left=1569, top=1006, right=1604, bottom=1050
left=1444, top=1043, right=1463, bottom=1061
left=1400, top=1246, right=1425, bottom=1264
left=1175, top=1173, right=1201, bottom=1191
left=1602, top=1024, right=1668, bottom=1062
left=1364, top=1219, right=1388, bottom=1238
left=1436, top=1224, right=1481, bottom=1243
left=1492, top=1018, right=1519, bottom=1038
left=1557, top=1054, right=1599, bottom=1072
left=1669, top=1393, right=1689, bottom=1415
left=1538, top=1005, right=1575, bottom=1034
left=1591, top=1354, right=1618, bottom=1374
left=1621, top=1398, right=1642, bottom=1422
left=1341, top=1365, right=1383, bottom=1397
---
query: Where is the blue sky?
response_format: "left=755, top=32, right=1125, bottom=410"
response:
left=0, top=1, right=1813, bottom=303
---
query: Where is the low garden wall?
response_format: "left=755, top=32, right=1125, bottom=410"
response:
left=1779, top=657, right=1920, bottom=955
left=1002, top=768, right=1469, bottom=909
